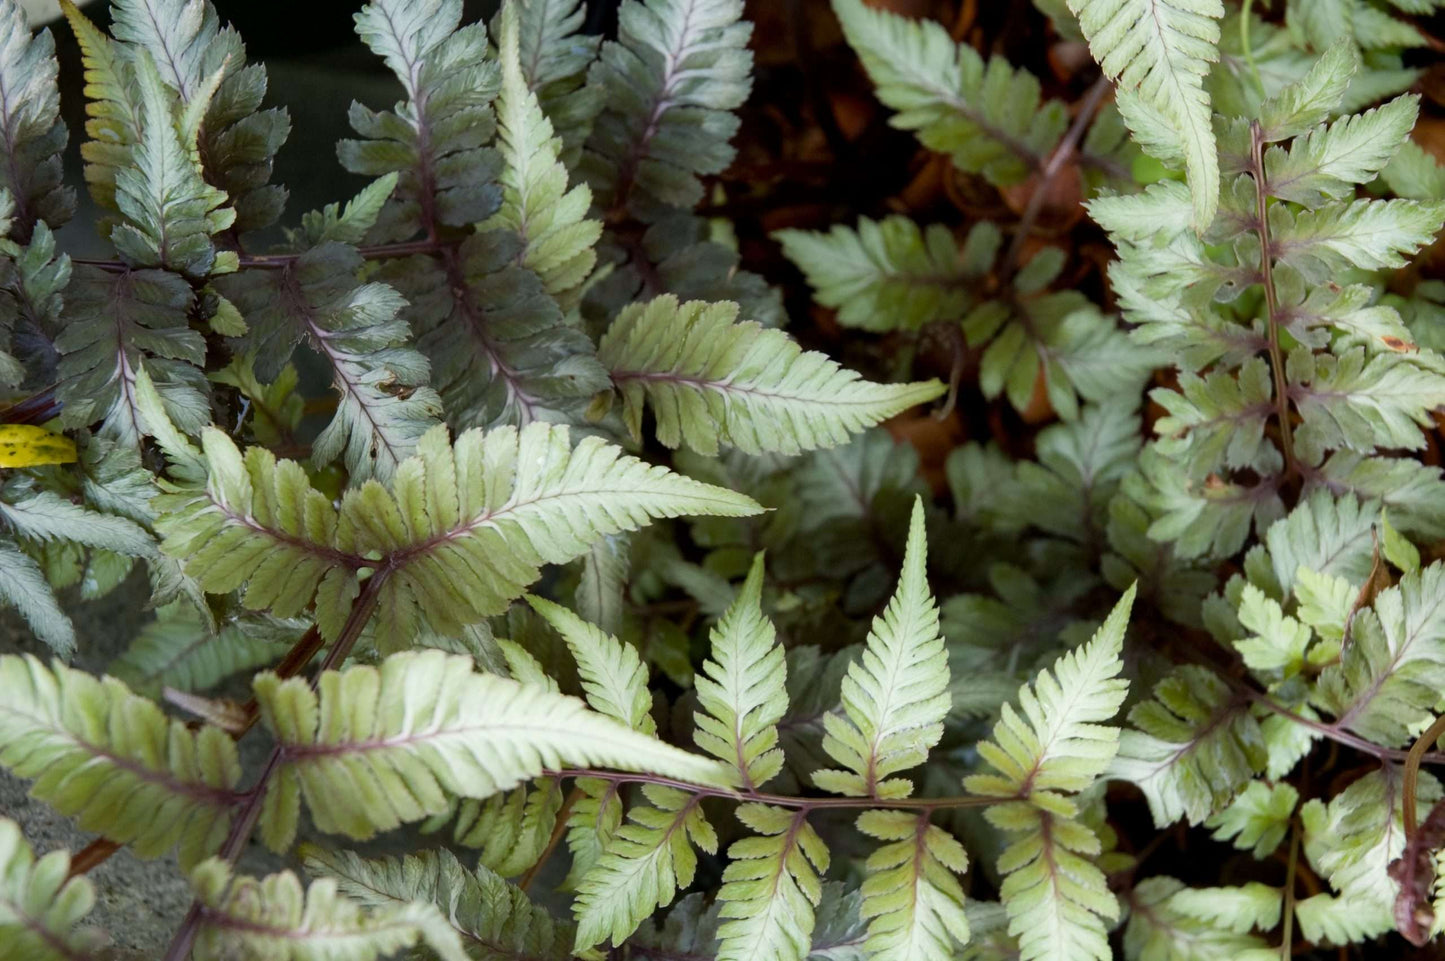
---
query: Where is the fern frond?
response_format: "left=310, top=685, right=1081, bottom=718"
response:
left=485, top=2, right=601, bottom=306
left=341, top=0, right=500, bottom=241
left=0, top=489, right=154, bottom=558
left=775, top=217, right=993, bottom=332
left=599, top=295, right=945, bottom=456
left=222, top=241, right=443, bottom=483
left=456, top=777, right=565, bottom=877
left=527, top=594, right=654, bottom=733
left=1206, top=781, right=1298, bottom=859
left=59, top=0, right=141, bottom=213
left=378, top=236, right=609, bottom=431
left=190, top=857, right=468, bottom=961
left=832, top=0, right=1067, bottom=186
left=582, top=0, right=752, bottom=217
left=1314, top=561, right=1445, bottom=746
left=1270, top=199, right=1445, bottom=279
left=0, top=818, right=106, bottom=961
left=0, top=220, right=69, bottom=389
left=854, top=810, right=969, bottom=961
left=1108, top=665, right=1264, bottom=825
left=1300, top=766, right=1441, bottom=939
left=1122, top=877, right=1273, bottom=960
left=109, top=52, right=234, bottom=279
left=1068, top=0, right=1223, bottom=229
left=56, top=266, right=208, bottom=449
left=572, top=784, right=717, bottom=950
left=693, top=552, right=788, bottom=789
left=1265, top=94, right=1419, bottom=205
left=108, top=0, right=290, bottom=231
left=302, top=847, right=575, bottom=960
left=0, top=654, right=242, bottom=867
left=1255, top=40, right=1358, bottom=144
left=158, top=422, right=759, bottom=649
left=109, top=600, right=300, bottom=696
left=0, top=541, right=74, bottom=655
left=255, top=650, right=731, bottom=849
left=508, top=0, right=600, bottom=167
left=715, top=803, right=829, bottom=961
left=814, top=497, right=948, bottom=799
left=0, top=0, right=73, bottom=239
left=966, top=584, right=1135, bottom=808
left=963, top=589, right=1134, bottom=961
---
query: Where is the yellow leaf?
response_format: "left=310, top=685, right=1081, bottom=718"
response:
left=0, top=425, right=77, bottom=467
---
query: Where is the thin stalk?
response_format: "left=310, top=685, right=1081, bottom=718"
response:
left=1249, top=120, right=1299, bottom=484
left=1403, top=712, right=1445, bottom=837
left=1280, top=825, right=1300, bottom=960
left=1243, top=687, right=1445, bottom=766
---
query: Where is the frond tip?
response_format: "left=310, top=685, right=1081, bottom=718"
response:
left=599, top=295, right=945, bottom=456
left=814, top=496, right=949, bottom=799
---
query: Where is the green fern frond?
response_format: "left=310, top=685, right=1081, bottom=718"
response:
left=582, top=0, right=752, bottom=217
left=1206, top=781, right=1298, bottom=859
left=528, top=594, right=654, bottom=733
left=1122, top=877, right=1273, bottom=960
left=775, top=217, right=994, bottom=333
left=0, top=817, right=106, bottom=961
left=716, top=803, right=829, bottom=961
left=108, top=0, right=290, bottom=231
left=0, top=654, right=242, bottom=867
left=0, top=489, right=154, bottom=558
left=599, top=295, right=945, bottom=456
left=1300, top=766, right=1442, bottom=940
left=562, top=775, right=623, bottom=890
left=0, top=0, right=73, bottom=240
left=814, top=497, right=948, bottom=799
left=56, top=265, right=209, bottom=449
left=221, top=241, right=444, bottom=483
left=485, top=2, right=601, bottom=306
left=158, top=422, right=760, bottom=649
left=454, top=777, right=565, bottom=878
left=1264, top=94, right=1418, bottom=205
left=575, top=533, right=629, bottom=636
left=59, top=0, right=141, bottom=214
left=1314, top=561, right=1445, bottom=746
left=693, top=552, right=788, bottom=789
left=303, top=846, right=575, bottom=960
left=1269, top=199, right=1445, bottom=279
left=1108, top=665, right=1265, bottom=825
left=1068, top=0, right=1224, bottom=229
left=341, top=0, right=500, bottom=241
left=507, top=0, right=600, bottom=168
left=190, top=857, right=469, bottom=961
left=964, top=588, right=1134, bottom=961
left=255, top=650, right=731, bottom=849
left=109, top=52, right=234, bottom=279
left=0, top=541, right=75, bottom=655
left=966, top=584, right=1135, bottom=808
left=0, top=219, right=69, bottom=389
left=108, top=600, right=300, bottom=696
left=832, top=0, right=1067, bottom=187
left=378, top=236, right=609, bottom=431
left=573, top=784, right=717, bottom=950
left=854, top=809, right=969, bottom=961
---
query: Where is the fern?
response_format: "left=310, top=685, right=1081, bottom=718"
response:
left=572, top=784, right=717, bottom=950
left=0, top=654, right=242, bottom=868
left=1069, top=0, right=1224, bottom=228
left=256, top=650, right=731, bottom=848
left=693, top=552, right=787, bottom=789
left=303, top=847, right=575, bottom=960
left=715, top=803, right=830, bottom=961
left=582, top=0, right=752, bottom=218
left=109, top=600, right=301, bottom=696
left=834, top=0, right=1069, bottom=187
left=484, top=2, right=601, bottom=306
left=0, top=817, right=106, bottom=961
left=600, top=295, right=944, bottom=456
left=965, top=587, right=1136, bottom=961
left=851, top=809, right=970, bottom=961
left=507, top=0, right=600, bottom=168
left=0, top=0, right=73, bottom=241
left=813, top=497, right=949, bottom=799
left=190, top=857, right=469, bottom=961
left=157, top=422, right=760, bottom=649
left=528, top=593, right=655, bottom=733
